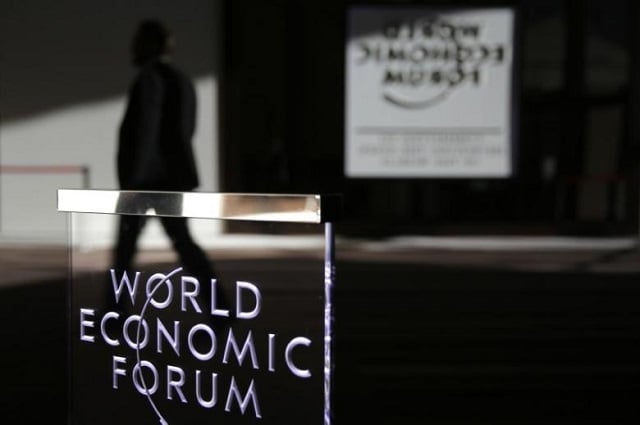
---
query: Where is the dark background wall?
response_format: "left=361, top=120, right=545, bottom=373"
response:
left=221, top=0, right=640, bottom=237
left=0, top=0, right=218, bottom=124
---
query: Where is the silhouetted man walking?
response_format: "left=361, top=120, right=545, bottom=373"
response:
left=113, top=20, right=214, bottom=281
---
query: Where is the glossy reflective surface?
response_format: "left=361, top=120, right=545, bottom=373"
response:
left=58, top=190, right=341, bottom=223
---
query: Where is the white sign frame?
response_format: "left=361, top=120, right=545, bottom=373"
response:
left=345, top=6, right=516, bottom=178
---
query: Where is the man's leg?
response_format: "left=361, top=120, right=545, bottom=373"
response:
left=113, top=214, right=146, bottom=273
left=159, top=216, right=216, bottom=279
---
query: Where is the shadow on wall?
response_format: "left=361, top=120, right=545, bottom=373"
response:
left=0, top=0, right=218, bottom=124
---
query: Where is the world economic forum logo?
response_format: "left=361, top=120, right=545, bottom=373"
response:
left=78, top=266, right=314, bottom=423
left=355, top=16, right=507, bottom=109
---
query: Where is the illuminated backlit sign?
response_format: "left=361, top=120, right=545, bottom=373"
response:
left=345, top=6, right=515, bottom=177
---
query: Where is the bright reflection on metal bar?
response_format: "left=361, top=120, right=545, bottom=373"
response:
left=57, top=190, right=340, bottom=223
left=59, top=190, right=121, bottom=215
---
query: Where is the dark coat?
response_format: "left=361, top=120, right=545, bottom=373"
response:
left=117, top=61, right=199, bottom=191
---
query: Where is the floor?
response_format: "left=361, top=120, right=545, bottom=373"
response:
left=2, top=236, right=640, bottom=424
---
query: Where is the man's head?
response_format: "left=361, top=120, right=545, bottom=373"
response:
left=131, top=20, right=174, bottom=66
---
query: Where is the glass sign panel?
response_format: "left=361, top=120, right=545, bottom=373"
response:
left=61, top=191, right=336, bottom=425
